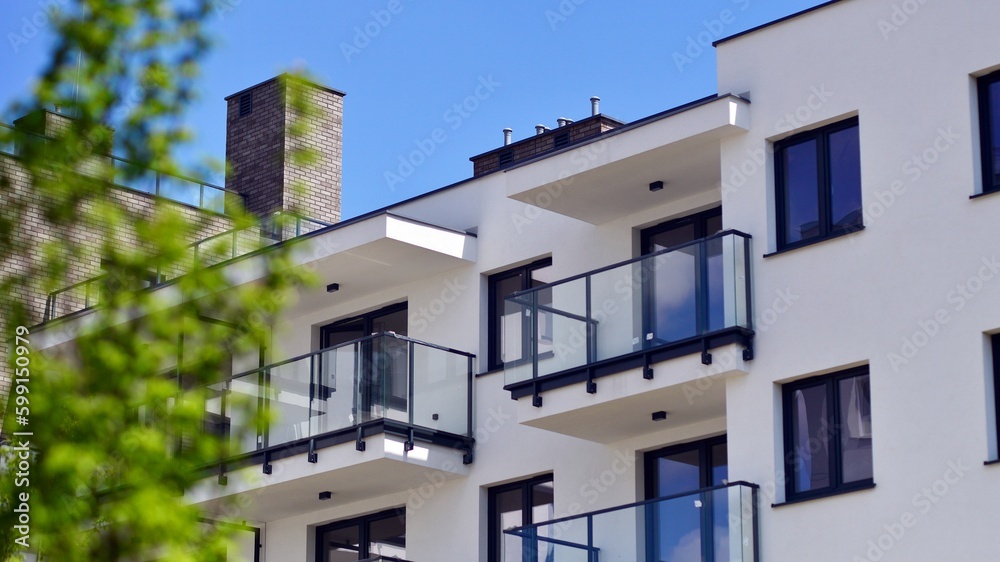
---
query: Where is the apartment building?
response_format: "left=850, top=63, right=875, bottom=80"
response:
left=20, top=0, right=1000, bottom=560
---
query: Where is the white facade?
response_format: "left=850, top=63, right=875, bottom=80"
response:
left=33, top=1, right=1000, bottom=560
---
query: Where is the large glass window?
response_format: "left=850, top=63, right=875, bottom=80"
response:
left=487, top=259, right=553, bottom=371
left=775, top=118, right=862, bottom=250
left=782, top=366, right=873, bottom=501
left=315, top=509, right=405, bottom=561
left=979, top=70, right=1000, bottom=194
left=644, top=436, right=728, bottom=562
left=320, top=303, right=408, bottom=413
left=640, top=208, right=724, bottom=344
left=488, top=474, right=554, bottom=562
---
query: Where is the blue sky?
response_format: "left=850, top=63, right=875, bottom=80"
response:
left=1, top=0, right=826, bottom=219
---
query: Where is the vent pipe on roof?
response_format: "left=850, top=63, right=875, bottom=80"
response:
left=590, top=96, right=600, bottom=116
left=503, top=128, right=513, bottom=146
left=557, top=117, right=573, bottom=128
left=535, top=124, right=548, bottom=135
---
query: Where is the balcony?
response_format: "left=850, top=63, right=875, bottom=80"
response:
left=503, top=482, right=759, bottom=562
left=42, top=212, right=330, bottom=322
left=1, top=122, right=243, bottom=214
left=188, top=332, right=474, bottom=521
left=503, top=231, right=753, bottom=442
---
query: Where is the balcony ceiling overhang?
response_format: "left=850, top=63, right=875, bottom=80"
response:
left=504, top=95, right=751, bottom=225
left=32, top=212, right=477, bottom=350
left=285, top=212, right=478, bottom=315
left=188, top=434, right=469, bottom=522
left=513, top=343, right=749, bottom=443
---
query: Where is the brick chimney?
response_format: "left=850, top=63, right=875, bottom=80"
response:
left=224, top=75, right=344, bottom=224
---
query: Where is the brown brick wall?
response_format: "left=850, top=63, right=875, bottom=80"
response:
left=471, top=115, right=622, bottom=176
left=226, top=76, right=344, bottom=224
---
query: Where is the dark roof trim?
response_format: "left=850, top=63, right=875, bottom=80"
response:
left=499, top=93, right=746, bottom=174
left=467, top=113, right=627, bottom=161
left=713, top=0, right=848, bottom=47
left=224, top=73, right=347, bottom=101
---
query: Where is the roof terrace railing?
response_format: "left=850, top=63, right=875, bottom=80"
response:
left=42, top=211, right=330, bottom=322
left=0, top=122, right=244, bottom=215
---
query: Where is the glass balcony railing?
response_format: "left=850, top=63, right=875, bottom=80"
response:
left=503, top=231, right=752, bottom=393
left=503, top=482, right=759, bottom=562
left=1, top=123, right=243, bottom=215
left=42, top=211, right=330, bottom=322
left=207, top=332, right=474, bottom=465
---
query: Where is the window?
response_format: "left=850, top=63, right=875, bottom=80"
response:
left=315, top=508, right=405, bottom=561
left=992, top=334, right=1000, bottom=457
left=782, top=366, right=873, bottom=501
left=979, top=70, right=1000, bottom=194
left=488, top=475, right=554, bottom=562
left=487, top=258, right=553, bottom=371
left=320, top=302, right=408, bottom=411
left=775, top=117, right=862, bottom=250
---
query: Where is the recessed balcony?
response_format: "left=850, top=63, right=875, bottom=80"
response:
left=503, top=481, right=759, bottom=561
left=502, top=231, right=753, bottom=441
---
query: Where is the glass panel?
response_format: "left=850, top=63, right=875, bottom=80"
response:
left=495, top=274, right=525, bottom=366
left=839, top=374, right=873, bottom=484
left=495, top=489, right=523, bottom=562
left=506, top=484, right=757, bottom=562
left=411, top=343, right=469, bottom=435
left=589, top=262, right=642, bottom=361
left=202, top=185, right=227, bottom=214
left=158, top=173, right=201, bottom=207
left=705, top=236, right=725, bottom=333
left=324, top=318, right=366, bottom=348
left=791, top=383, right=831, bottom=493
left=228, top=373, right=260, bottom=455
left=316, top=344, right=359, bottom=434
left=113, top=158, right=157, bottom=194
left=829, top=125, right=863, bottom=231
left=990, top=82, right=1000, bottom=189
left=373, top=307, right=408, bottom=336
left=648, top=242, right=699, bottom=343
left=368, top=513, right=406, bottom=559
left=267, top=356, right=314, bottom=447
left=782, top=139, right=820, bottom=244
left=531, top=481, right=555, bottom=562
left=536, top=278, right=588, bottom=378
left=319, top=524, right=361, bottom=562
left=503, top=293, right=534, bottom=385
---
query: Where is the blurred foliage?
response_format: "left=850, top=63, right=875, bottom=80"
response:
left=0, top=1, right=317, bottom=560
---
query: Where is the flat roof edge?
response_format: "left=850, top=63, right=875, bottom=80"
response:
left=713, top=0, right=848, bottom=47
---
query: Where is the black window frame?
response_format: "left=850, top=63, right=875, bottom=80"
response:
left=978, top=70, right=1000, bottom=195
left=314, top=507, right=406, bottom=561
left=319, top=302, right=409, bottom=410
left=486, top=258, right=552, bottom=372
left=774, top=116, right=862, bottom=251
left=992, top=334, right=1000, bottom=459
left=781, top=365, right=874, bottom=502
left=487, top=474, right=554, bottom=562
